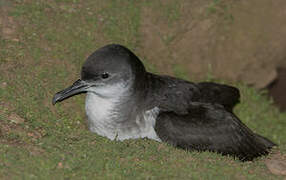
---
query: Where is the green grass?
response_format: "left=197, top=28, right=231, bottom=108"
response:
left=0, top=0, right=285, bottom=179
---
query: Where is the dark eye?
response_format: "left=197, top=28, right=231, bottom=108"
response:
left=101, top=72, right=109, bottom=79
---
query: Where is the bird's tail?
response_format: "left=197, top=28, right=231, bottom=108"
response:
left=237, top=134, right=276, bottom=161
left=255, top=134, right=276, bottom=149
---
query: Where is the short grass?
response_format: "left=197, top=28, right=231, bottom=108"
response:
left=0, top=0, right=285, bottom=179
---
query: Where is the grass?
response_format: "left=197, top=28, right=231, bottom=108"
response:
left=0, top=0, right=285, bottom=179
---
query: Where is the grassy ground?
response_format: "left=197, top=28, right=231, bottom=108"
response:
left=0, top=0, right=285, bottom=179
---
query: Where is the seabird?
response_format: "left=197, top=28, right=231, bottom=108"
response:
left=52, top=44, right=275, bottom=161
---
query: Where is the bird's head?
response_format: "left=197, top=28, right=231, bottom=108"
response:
left=52, top=44, right=146, bottom=105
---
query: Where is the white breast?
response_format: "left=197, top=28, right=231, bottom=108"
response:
left=85, top=92, right=161, bottom=142
left=115, top=107, right=161, bottom=141
left=85, top=92, right=118, bottom=139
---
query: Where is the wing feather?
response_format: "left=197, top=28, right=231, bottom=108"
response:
left=146, top=73, right=240, bottom=113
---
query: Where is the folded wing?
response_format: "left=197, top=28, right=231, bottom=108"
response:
left=155, top=102, right=275, bottom=161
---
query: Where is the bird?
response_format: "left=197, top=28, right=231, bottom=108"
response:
left=52, top=44, right=276, bottom=161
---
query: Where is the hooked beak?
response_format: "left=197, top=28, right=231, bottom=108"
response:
left=52, top=79, right=89, bottom=105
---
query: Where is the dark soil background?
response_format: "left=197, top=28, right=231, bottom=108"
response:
left=268, top=68, right=286, bottom=111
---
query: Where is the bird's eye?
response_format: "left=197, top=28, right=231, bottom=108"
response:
left=101, top=73, right=109, bottom=79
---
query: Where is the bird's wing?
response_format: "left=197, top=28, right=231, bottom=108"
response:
left=154, top=102, right=275, bottom=161
left=197, top=82, right=240, bottom=112
left=145, top=73, right=200, bottom=114
left=146, top=73, right=240, bottom=113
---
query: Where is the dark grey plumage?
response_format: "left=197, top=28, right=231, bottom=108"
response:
left=53, top=44, right=275, bottom=161
left=142, top=72, right=274, bottom=161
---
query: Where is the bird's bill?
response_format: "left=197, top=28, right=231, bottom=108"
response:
left=52, top=79, right=89, bottom=105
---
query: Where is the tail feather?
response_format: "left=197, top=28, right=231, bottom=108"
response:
left=237, top=134, right=276, bottom=161
left=255, top=134, right=276, bottom=149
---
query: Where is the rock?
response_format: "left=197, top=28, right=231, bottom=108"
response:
left=0, top=82, right=7, bottom=89
left=265, top=153, right=286, bottom=176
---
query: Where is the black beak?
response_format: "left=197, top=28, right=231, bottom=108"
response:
left=52, top=79, right=89, bottom=105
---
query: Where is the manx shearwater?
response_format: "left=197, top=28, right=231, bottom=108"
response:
left=52, top=44, right=275, bottom=161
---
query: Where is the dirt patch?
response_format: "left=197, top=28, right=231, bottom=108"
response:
left=139, top=1, right=213, bottom=76
left=0, top=101, right=46, bottom=150
left=7, top=113, right=25, bottom=124
left=139, top=0, right=286, bottom=89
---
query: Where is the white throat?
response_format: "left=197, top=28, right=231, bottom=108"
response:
left=85, top=84, right=161, bottom=142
